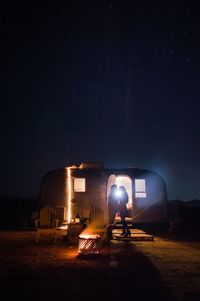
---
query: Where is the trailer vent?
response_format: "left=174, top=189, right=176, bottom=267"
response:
left=79, top=162, right=104, bottom=170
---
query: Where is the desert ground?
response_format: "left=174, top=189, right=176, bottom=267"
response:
left=0, top=230, right=199, bottom=301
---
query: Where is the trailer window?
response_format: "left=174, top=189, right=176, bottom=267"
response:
left=135, top=179, right=146, bottom=198
left=74, top=178, right=86, bottom=192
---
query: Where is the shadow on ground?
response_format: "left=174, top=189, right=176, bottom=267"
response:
left=0, top=232, right=177, bottom=301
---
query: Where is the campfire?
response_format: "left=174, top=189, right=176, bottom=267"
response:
left=78, top=234, right=101, bottom=256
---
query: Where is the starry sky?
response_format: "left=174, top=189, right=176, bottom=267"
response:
left=1, top=0, right=200, bottom=200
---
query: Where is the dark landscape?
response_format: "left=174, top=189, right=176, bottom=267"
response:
left=1, top=1, right=200, bottom=300
left=0, top=229, right=199, bottom=301
left=0, top=197, right=199, bottom=300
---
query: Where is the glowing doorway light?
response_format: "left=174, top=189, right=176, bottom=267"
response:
left=115, top=189, right=122, bottom=197
left=67, top=167, right=71, bottom=224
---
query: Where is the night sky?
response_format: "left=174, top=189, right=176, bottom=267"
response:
left=1, top=1, right=200, bottom=200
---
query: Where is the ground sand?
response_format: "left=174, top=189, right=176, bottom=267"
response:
left=0, top=231, right=199, bottom=301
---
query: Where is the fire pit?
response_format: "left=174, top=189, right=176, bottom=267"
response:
left=78, top=234, right=102, bottom=256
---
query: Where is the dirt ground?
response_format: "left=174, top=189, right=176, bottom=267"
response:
left=0, top=230, right=199, bottom=301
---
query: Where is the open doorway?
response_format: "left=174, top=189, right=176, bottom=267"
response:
left=107, top=174, right=133, bottom=221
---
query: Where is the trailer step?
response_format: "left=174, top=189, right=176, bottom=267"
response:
left=112, top=228, right=154, bottom=241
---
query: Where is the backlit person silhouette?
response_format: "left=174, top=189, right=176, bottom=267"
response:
left=118, top=186, right=131, bottom=237
left=108, top=184, right=118, bottom=225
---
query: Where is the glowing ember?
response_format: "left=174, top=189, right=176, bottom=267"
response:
left=79, top=234, right=100, bottom=239
left=78, top=234, right=101, bottom=256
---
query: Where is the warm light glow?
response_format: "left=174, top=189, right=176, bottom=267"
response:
left=74, top=178, right=86, bottom=192
left=80, top=219, right=104, bottom=237
left=79, top=234, right=100, bottom=239
left=58, top=225, right=68, bottom=230
left=67, top=167, right=71, bottom=223
left=75, top=217, right=80, bottom=223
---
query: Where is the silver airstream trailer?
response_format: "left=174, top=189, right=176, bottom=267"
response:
left=39, top=162, right=168, bottom=230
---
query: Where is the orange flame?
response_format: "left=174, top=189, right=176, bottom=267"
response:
left=80, top=217, right=104, bottom=237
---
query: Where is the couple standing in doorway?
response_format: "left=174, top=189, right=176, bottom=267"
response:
left=108, top=184, right=131, bottom=237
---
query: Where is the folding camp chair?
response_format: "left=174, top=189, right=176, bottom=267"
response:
left=35, top=206, right=59, bottom=243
